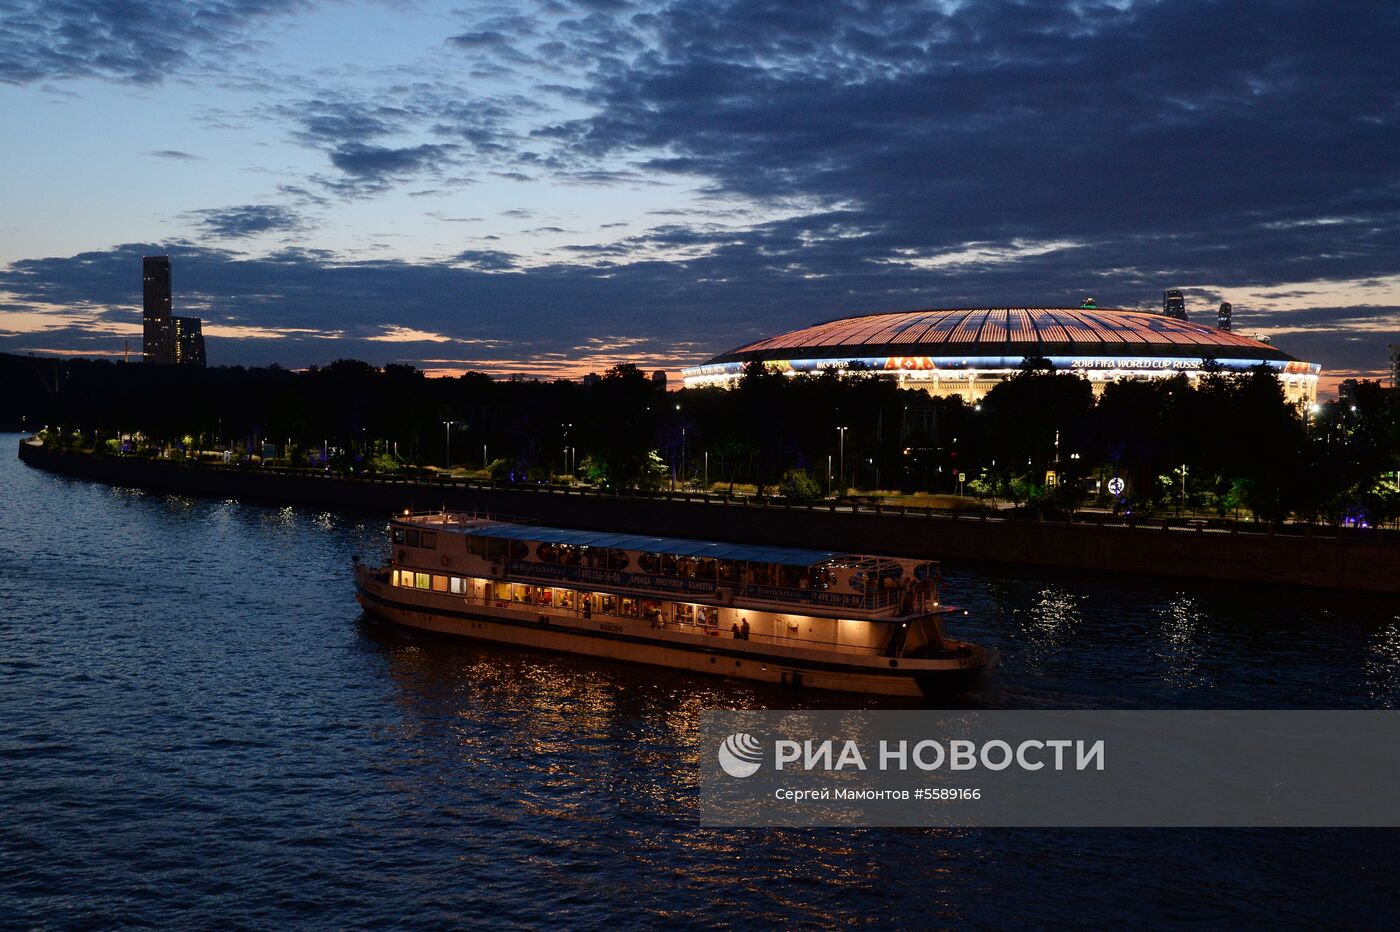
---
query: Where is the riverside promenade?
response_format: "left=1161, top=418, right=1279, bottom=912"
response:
left=17, top=439, right=1400, bottom=593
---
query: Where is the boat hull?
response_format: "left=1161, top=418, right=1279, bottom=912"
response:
left=354, top=571, right=991, bottom=698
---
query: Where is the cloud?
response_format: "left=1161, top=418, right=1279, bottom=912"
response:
left=186, top=204, right=306, bottom=239
left=3, top=0, right=1398, bottom=394
left=329, top=143, right=455, bottom=179
left=499, top=0, right=1400, bottom=287
left=452, top=249, right=519, bottom=271
left=262, top=88, right=539, bottom=196
left=316, top=143, right=460, bottom=195
left=145, top=149, right=201, bottom=161
left=2, top=242, right=1394, bottom=388
left=0, top=0, right=308, bottom=85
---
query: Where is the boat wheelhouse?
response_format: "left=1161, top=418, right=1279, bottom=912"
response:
left=353, top=512, right=993, bottom=696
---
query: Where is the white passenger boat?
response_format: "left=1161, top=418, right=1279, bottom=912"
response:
left=353, top=511, right=994, bottom=697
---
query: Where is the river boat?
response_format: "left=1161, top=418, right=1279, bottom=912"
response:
left=353, top=511, right=994, bottom=696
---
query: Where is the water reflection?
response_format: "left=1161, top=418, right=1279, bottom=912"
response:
left=1156, top=594, right=1212, bottom=691
left=7, top=438, right=1400, bottom=927
left=1364, top=620, right=1400, bottom=707
left=354, top=617, right=970, bottom=925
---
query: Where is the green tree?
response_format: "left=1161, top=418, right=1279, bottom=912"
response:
left=779, top=468, right=822, bottom=501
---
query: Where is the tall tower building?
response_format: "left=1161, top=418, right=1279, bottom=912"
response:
left=173, top=317, right=207, bottom=368
left=1217, top=302, right=1233, bottom=332
left=1163, top=289, right=1187, bottom=321
left=1390, top=343, right=1399, bottom=389
left=142, top=255, right=175, bottom=364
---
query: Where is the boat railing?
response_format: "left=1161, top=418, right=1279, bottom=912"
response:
left=398, top=509, right=539, bottom=527
left=492, top=560, right=933, bottom=617
left=731, top=583, right=931, bottom=616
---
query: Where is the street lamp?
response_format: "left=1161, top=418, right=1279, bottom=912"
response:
left=443, top=420, right=460, bottom=470
left=837, top=426, right=848, bottom=495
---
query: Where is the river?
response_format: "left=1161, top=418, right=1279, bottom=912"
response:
left=2, top=436, right=1397, bottom=926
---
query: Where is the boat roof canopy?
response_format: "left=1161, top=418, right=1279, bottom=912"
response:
left=464, top=522, right=844, bottom=568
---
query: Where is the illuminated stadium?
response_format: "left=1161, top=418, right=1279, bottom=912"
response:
left=682, top=307, right=1319, bottom=404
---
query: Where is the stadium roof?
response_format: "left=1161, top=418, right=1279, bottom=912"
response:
left=706, top=307, right=1296, bottom=364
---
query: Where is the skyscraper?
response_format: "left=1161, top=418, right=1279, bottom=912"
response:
left=142, top=255, right=175, bottom=364
left=1390, top=343, right=1399, bottom=389
left=1163, top=289, right=1187, bottom=321
left=173, top=317, right=206, bottom=368
left=1217, top=302, right=1233, bottom=332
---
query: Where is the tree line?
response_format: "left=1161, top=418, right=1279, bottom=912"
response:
left=4, top=352, right=1397, bottom=526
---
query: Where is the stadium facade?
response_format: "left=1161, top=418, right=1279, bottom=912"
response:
left=681, top=307, right=1319, bottom=404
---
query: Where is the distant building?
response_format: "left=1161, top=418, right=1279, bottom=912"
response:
left=1217, top=302, right=1233, bottom=332
left=141, top=255, right=207, bottom=366
left=1163, top=289, right=1187, bottom=321
left=582, top=372, right=601, bottom=386
left=684, top=306, right=1320, bottom=405
left=651, top=369, right=668, bottom=389
left=173, top=317, right=206, bottom=368
left=142, top=255, right=174, bottom=364
left=1390, top=343, right=1400, bottom=389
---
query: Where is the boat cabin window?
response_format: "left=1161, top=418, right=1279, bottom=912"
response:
left=509, top=541, right=530, bottom=561
left=421, top=532, right=437, bottom=550
left=673, top=602, right=694, bottom=625
left=392, top=528, right=404, bottom=545
left=450, top=577, right=465, bottom=594
left=405, top=529, right=420, bottom=548
left=414, top=572, right=430, bottom=590
left=431, top=574, right=448, bottom=592
left=467, top=536, right=508, bottom=560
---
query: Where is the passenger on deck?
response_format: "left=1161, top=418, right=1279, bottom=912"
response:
left=731, top=622, right=741, bottom=639
left=740, top=618, right=750, bottom=641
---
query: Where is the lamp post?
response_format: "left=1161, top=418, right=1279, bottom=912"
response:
left=443, top=420, right=460, bottom=470
left=704, top=450, right=709, bottom=490
left=836, top=426, right=848, bottom=495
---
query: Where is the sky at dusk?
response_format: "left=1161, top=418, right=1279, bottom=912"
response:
left=1, top=0, right=1397, bottom=392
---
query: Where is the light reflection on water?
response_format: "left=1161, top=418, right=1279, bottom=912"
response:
left=1156, top=594, right=1212, bottom=690
left=3, top=436, right=1399, bottom=926
left=1364, top=620, right=1400, bottom=705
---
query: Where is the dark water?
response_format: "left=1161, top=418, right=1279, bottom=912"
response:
left=3, top=434, right=1398, bottom=927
